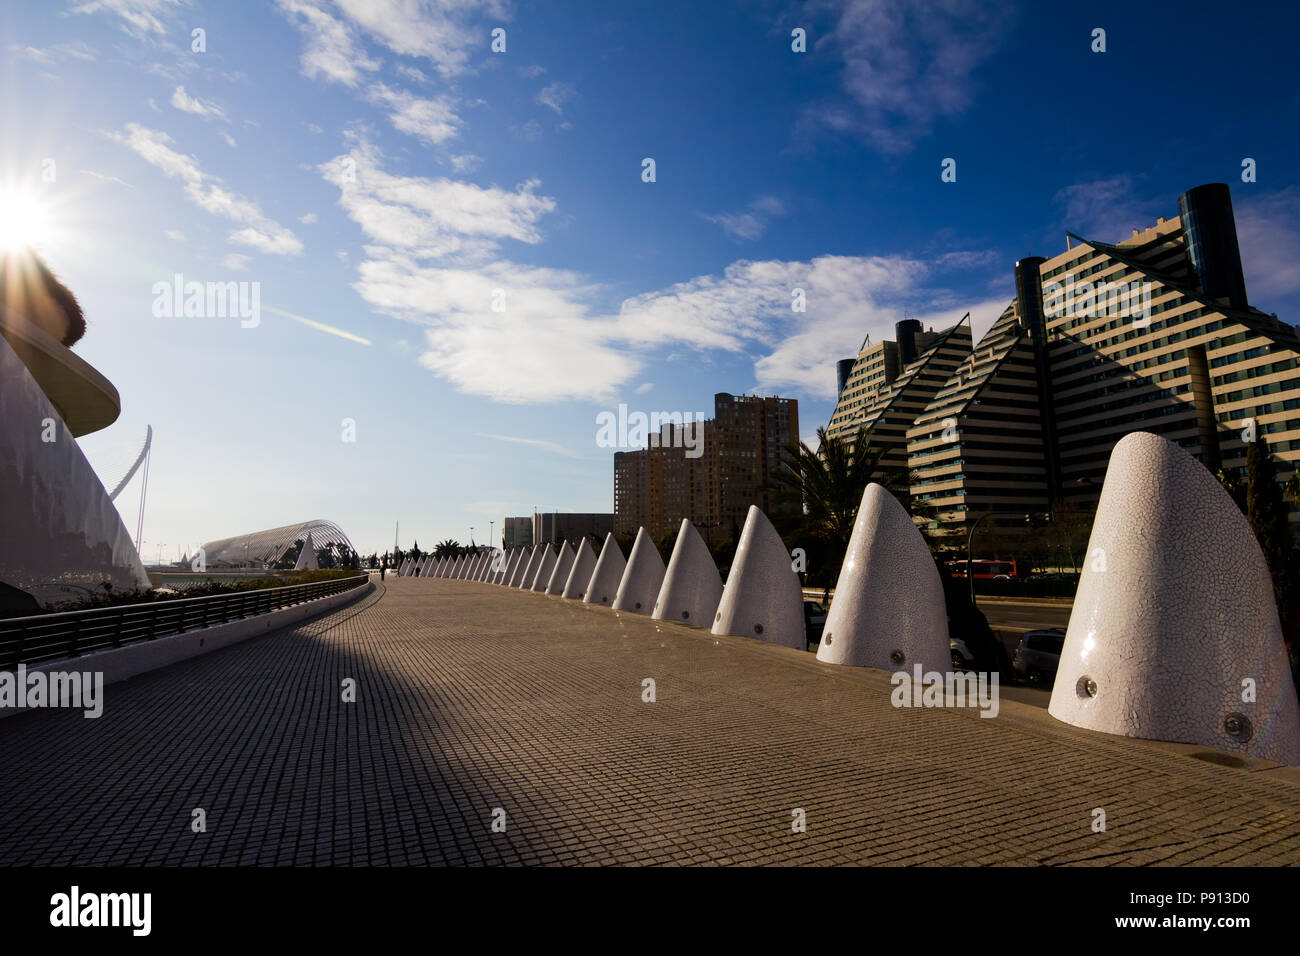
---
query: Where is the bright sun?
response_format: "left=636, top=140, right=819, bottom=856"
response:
left=0, top=187, right=53, bottom=253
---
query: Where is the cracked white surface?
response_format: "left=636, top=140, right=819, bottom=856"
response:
left=1049, top=431, right=1300, bottom=766
left=653, top=520, right=723, bottom=628
left=584, top=533, right=627, bottom=606
left=713, top=506, right=806, bottom=649
left=816, top=483, right=949, bottom=672
left=613, top=527, right=665, bottom=615
left=561, top=539, right=597, bottom=600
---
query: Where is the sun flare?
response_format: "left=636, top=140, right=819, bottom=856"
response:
left=0, top=186, right=53, bottom=253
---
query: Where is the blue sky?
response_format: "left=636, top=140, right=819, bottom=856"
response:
left=4, top=0, right=1299, bottom=560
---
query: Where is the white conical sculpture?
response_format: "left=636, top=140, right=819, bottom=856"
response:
left=481, top=550, right=499, bottom=582
left=561, top=538, right=598, bottom=600
left=502, top=547, right=523, bottom=584
left=817, top=483, right=948, bottom=672
left=294, top=531, right=319, bottom=571
left=584, top=534, right=627, bottom=606
left=498, top=548, right=520, bottom=585
left=653, top=520, right=723, bottom=628
left=420, top=555, right=434, bottom=576
left=713, top=506, right=805, bottom=649
left=450, top=555, right=464, bottom=578
left=512, top=545, right=542, bottom=588
left=475, top=551, right=491, bottom=582
left=429, top=556, right=444, bottom=578
left=396, top=557, right=407, bottom=576
left=612, top=527, right=666, bottom=615
left=1049, top=431, right=1300, bottom=765
left=530, top=545, right=557, bottom=592
left=545, top=542, right=575, bottom=595
left=463, top=553, right=481, bottom=579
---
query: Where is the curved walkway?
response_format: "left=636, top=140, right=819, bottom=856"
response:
left=0, top=578, right=1296, bottom=865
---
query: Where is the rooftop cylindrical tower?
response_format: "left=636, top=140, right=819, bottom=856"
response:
left=835, top=358, right=855, bottom=396
left=1178, top=183, right=1248, bottom=310
left=894, top=318, right=922, bottom=364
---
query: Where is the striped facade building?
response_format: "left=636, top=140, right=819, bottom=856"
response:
left=828, top=183, right=1300, bottom=533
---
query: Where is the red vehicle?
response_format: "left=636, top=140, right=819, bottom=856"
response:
left=945, top=559, right=1020, bottom=581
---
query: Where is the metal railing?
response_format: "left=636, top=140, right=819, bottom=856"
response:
left=0, top=574, right=369, bottom=669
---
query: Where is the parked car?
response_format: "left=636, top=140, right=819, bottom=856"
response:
left=1012, top=628, right=1066, bottom=684
left=804, top=600, right=826, bottom=647
left=950, top=637, right=977, bottom=671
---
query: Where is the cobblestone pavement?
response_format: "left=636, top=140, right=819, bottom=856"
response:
left=1, top=577, right=1297, bottom=866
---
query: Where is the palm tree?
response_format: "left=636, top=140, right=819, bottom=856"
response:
left=770, top=425, right=927, bottom=600
left=434, top=539, right=461, bottom=559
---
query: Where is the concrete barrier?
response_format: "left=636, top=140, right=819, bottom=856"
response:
left=817, top=483, right=948, bottom=672
left=653, top=520, right=723, bottom=628
left=612, top=528, right=665, bottom=615
left=0, top=579, right=374, bottom=720
left=562, top=539, right=598, bottom=600
left=584, top=533, right=626, bottom=607
left=713, top=505, right=805, bottom=649
left=1049, top=431, right=1300, bottom=766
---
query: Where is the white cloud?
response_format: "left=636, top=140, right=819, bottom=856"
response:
left=9, top=41, right=97, bottom=63
left=79, top=169, right=133, bottom=188
left=164, top=229, right=185, bottom=241
left=1237, top=187, right=1300, bottom=302
left=222, top=253, right=252, bottom=270
left=220, top=130, right=237, bottom=148
left=477, top=434, right=587, bottom=459
left=1053, top=175, right=1162, bottom=243
left=511, top=118, right=542, bottom=141
left=69, top=0, right=183, bottom=36
left=801, top=0, right=1013, bottom=153
left=705, top=195, right=786, bottom=241
left=274, top=0, right=380, bottom=87
left=320, top=139, right=555, bottom=261
left=536, top=81, right=576, bottom=115
left=109, top=123, right=303, bottom=255
left=299, top=212, right=318, bottom=224
left=517, top=64, right=546, bottom=79
left=449, top=153, right=481, bottom=173
left=324, top=139, right=1007, bottom=405
left=333, top=0, right=509, bottom=78
left=367, top=83, right=461, bottom=145
left=634, top=382, right=653, bottom=394
left=171, top=85, right=227, bottom=121
left=305, top=122, right=325, bottom=134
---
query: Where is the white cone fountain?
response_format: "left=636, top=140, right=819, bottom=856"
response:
left=562, top=538, right=598, bottom=600
left=612, top=528, right=665, bottom=615
left=1049, top=431, right=1300, bottom=765
left=530, top=545, right=557, bottom=592
left=584, top=534, right=627, bottom=606
left=545, top=542, right=575, bottom=595
left=294, top=531, right=319, bottom=571
left=512, top=545, right=542, bottom=588
left=653, top=520, right=723, bottom=628
left=816, top=483, right=948, bottom=672
left=713, top=506, right=805, bottom=649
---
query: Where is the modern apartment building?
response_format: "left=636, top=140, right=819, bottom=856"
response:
left=826, top=317, right=975, bottom=476
left=613, top=392, right=800, bottom=541
left=532, top=512, right=615, bottom=546
left=878, top=182, right=1300, bottom=533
